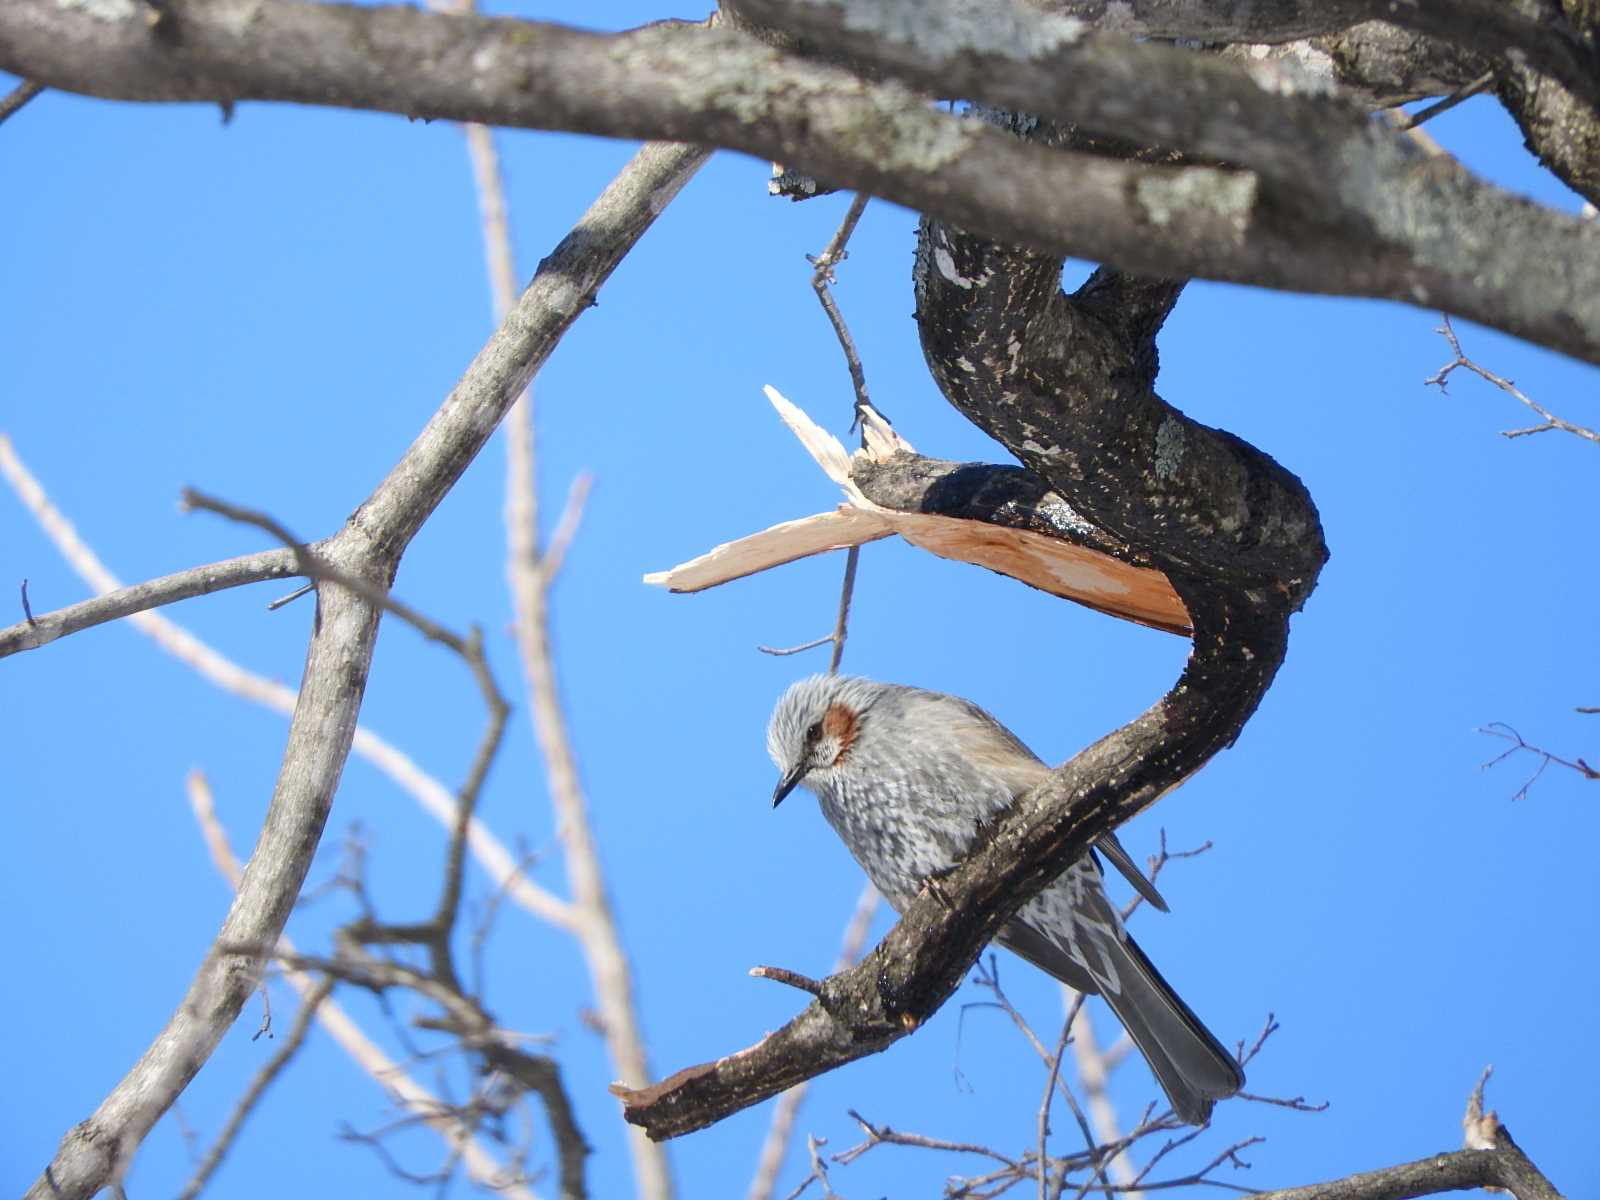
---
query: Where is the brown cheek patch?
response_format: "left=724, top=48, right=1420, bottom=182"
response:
left=823, top=702, right=859, bottom=764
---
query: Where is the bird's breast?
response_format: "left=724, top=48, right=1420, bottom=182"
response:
left=811, top=756, right=1013, bottom=910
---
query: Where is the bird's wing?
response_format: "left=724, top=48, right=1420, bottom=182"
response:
left=936, top=695, right=1170, bottom=912
left=1095, top=831, right=1170, bottom=914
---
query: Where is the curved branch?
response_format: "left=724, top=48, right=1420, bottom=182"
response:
left=621, top=88, right=1328, bottom=1141
left=4, top=2, right=1599, bottom=363
left=913, top=216, right=1326, bottom=591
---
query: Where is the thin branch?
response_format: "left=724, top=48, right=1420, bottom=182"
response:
left=184, top=771, right=539, bottom=1200
left=179, top=977, right=335, bottom=1200
left=971, top=959, right=1113, bottom=1195
left=1479, top=723, right=1599, bottom=800
left=0, top=539, right=299, bottom=657
left=749, top=966, right=827, bottom=996
left=0, top=77, right=43, bottom=123
left=1, top=418, right=576, bottom=937
left=1065, top=1003, right=1142, bottom=1198
left=746, top=882, right=878, bottom=1200
left=780, top=1135, right=839, bottom=1200
left=178, top=487, right=492, bottom=659
left=495, top=136, right=704, bottom=1200
left=835, top=1109, right=1022, bottom=1171
left=1039, top=1018, right=1069, bottom=1199
left=1427, top=315, right=1599, bottom=443
left=541, top=474, right=594, bottom=585
left=758, top=634, right=836, bottom=657
left=757, top=193, right=874, bottom=670
left=26, top=119, right=704, bottom=1200
left=1393, top=70, right=1495, bottom=130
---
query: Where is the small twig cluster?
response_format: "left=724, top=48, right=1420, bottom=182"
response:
left=1427, top=315, right=1599, bottom=444
left=778, top=839, right=1321, bottom=1200
left=1480, top=722, right=1599, bottom=800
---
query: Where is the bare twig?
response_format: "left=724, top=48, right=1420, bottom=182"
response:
left=0, top=77, right=43, bottom=123
left=1065, top=1004, right=1142, bottom=1198
left=970, top=958, right=1112, bottom=1194
left=1427, top=315, right=1599, bottom=443
left=0, top=435, right=576, bottom=933
left=179, top=487, right=492, bottom=661
left=1039, top=1020, right=1070, bottom=1199
left=747, top=882, right=878, bottom=1200
left=758, top=634, right=837, bottom=657
left=24, top=117, right=705, bottom=1199
left=758, top=194, right=874, bottom=671
left=1393, top=71, right=1495, bottom=130
left=179, top=978, right=335, bottom=1200
left=1244, top=1073, right=1567, bottom=1200
left=836, top=1109, right=1021, bottom=1170
left=780, top=1135, right=839, bottom=1200
left=1121, top=830, right=1213, bottom=922
left=1480, top=722, right=1599, bottom=800
left=185, top=772, right=539, bottom=1200
left=497, top=137, right=704, bottom=1200
left=470, top=841, right=542, bottom=1000
left=749, top=966, right=827, bottom=996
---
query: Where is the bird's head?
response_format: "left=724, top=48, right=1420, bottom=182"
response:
left=766, top=674, right=879, bottom=807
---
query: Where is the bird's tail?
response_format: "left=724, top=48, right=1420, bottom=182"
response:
left=1092, top=931, right=1244, bottom=1125
left=998, top=916, right=1243, bottom=1125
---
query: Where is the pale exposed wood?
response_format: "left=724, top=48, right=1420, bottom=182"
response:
left=644, top=388, right=1188, bottom=634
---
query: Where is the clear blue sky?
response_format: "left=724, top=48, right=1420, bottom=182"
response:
left=4, top=6, right=1598, bottom=1198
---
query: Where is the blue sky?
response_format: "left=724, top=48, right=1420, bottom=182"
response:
left=3, top=7, right=1598, bottom=1199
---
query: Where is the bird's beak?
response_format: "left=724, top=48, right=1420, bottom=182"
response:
left=772, top=764, right=808, bottom=808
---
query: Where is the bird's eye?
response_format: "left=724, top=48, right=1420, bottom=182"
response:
left=804, top=721, right=823, bottom=744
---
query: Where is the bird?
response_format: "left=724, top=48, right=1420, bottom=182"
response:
left=766, top=673, right=1244, bottom=1125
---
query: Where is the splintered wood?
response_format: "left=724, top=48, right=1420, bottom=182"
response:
left=644, top=387, right=1190, bottom=635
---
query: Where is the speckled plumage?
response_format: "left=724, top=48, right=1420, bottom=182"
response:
left=767, top=674, right=1243, bottom=1125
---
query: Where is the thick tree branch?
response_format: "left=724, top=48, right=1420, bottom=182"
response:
left=1035, top=0, right=1595, bottom=96
left=914, top=213, right=1326, bottom=591
left=5, top=2, right=1600, bottom=363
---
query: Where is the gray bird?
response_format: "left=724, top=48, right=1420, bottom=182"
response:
left=767, top=674, right=1244, bottom=1125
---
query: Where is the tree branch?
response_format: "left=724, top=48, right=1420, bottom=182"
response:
left=24, top=119, right=705, bottom=1200
left=1247, top=1141, right=1562, bottom=1200
left=500, top=140, right=707, bottom=1200
left=0, top=516, right=300, bottom=662
left=0, top=429, right=577, bottom=934
left=5, top=2, right=1599, bottom=363
left=185, top=771, right=542, bottom=1200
